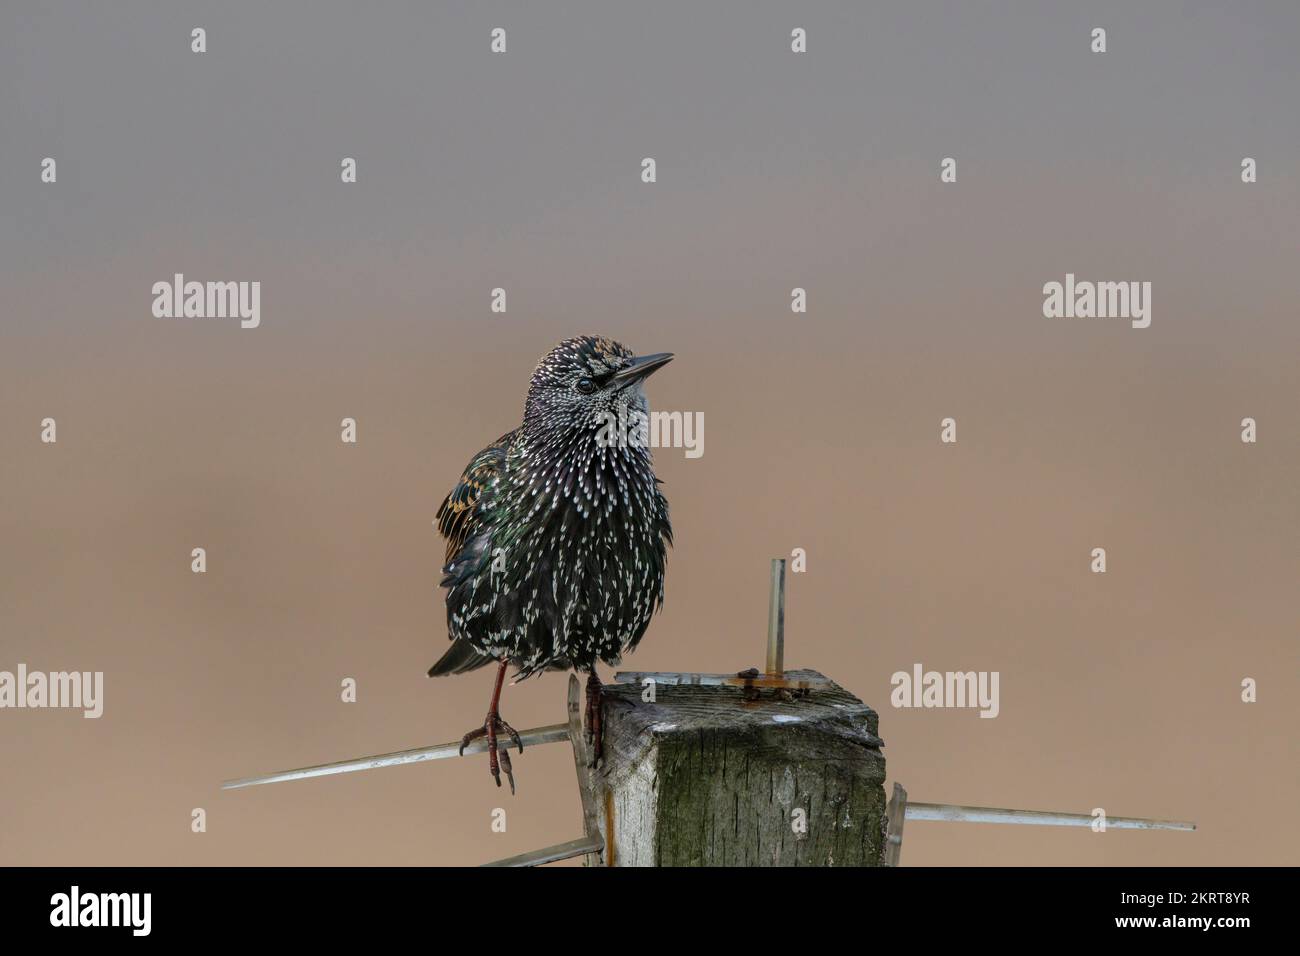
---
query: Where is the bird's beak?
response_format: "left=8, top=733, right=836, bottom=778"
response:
left=611, top=352, right=674, bottom=386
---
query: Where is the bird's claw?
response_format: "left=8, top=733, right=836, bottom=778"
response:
left=499, top=717, right=524, bottom=755
left=458, top=726, right=484, bottom=757
left=458, top=712, right=524, bottom=793
left=498, top=747, right=515, bottom=795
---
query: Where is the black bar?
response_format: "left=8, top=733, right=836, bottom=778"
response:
left=0, top=866, right=1284, bottom=941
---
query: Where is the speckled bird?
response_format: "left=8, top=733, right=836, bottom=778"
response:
left=428, top=335, right=673, bottom=791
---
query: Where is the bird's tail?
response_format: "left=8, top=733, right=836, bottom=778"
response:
left=427, top=641, right=497, bottom=677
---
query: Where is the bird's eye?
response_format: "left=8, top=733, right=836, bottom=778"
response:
left=575, top=377, right=596, bottom=394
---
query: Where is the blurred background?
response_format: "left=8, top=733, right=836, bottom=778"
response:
left=0, top=1, right=1296, bottom=865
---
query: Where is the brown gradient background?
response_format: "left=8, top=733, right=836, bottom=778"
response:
left=1, top=2, right=1296, bottom=866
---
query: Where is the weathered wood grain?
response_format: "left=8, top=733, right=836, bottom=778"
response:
left=566, top=674, right=603, bottom=866
left=593, top=669, right=886, bottom=866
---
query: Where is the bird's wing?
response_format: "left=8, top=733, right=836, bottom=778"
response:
left=435, top=430, right=515, bottom=566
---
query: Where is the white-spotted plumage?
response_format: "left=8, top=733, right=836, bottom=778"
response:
left=429, top=336, right=672, bottom=681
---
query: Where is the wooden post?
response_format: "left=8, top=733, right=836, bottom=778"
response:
left=591, top=669, right=886, bottom=866
left=566, top=675, right=603, bottom=867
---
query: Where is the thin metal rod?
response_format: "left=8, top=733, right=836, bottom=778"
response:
left=613, top=670, right=829, bottom=689
left=220, top=723, right=570, bottom=791
left=481, top=835, right=604, bottom=868
left=766, top=558, right=786, bottom=676
left=906, top=803, right=1195, bottom=831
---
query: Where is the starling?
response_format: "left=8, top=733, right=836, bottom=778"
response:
left=428, top=335, right=673, bottom=791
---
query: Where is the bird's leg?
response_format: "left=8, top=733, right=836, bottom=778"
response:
left=584, top=667, right=604, bottom=767
left=458, top=659, right=524, bottom=793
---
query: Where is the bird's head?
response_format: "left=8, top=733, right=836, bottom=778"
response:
left=523, top=335, right=673, bottom=451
